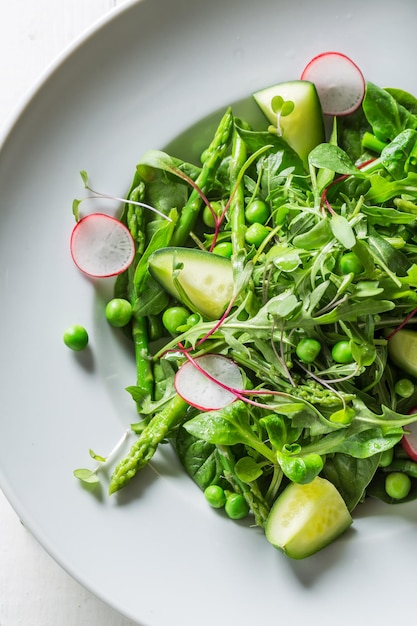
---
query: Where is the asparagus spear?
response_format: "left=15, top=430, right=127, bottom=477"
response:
left=125, top=183, right=154, bottom=399
left=170, top=107, right=234, bottom=247
left=109, top=394, right=188, bottom=493
left=229, top=122, right=248, bottom=259
left=218, top=444, right=271, bottom=527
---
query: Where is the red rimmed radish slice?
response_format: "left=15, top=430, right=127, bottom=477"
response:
left=70, top=213, right=135, bottom=278
left=402, top=407, right=417, bottom=461
left=301, top=52, right=365, bottom=116
left=175, top=354, right=243, bottom=411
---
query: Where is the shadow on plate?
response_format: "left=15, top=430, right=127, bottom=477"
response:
left=277, top=525, right=358, bottom=588
left=111, top=461, right=165, bottom=507
left=352, top=495, right=417, bottom=523
left=71, top=345, right=95, bottom=374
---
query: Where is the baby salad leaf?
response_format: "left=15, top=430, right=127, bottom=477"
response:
left=73, top=468, right=100, bottom=485
left=234, top=456, right=264, bottom=482
left=277, top=451, right=323, bottom=484
left=184, top=401, right=276, bottom=462
left=244, top=291, right=299, bottom=330
left=330, top=214, right=356, bottom=249
left=308, top=143, right=363, bottom=176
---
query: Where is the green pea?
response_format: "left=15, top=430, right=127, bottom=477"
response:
left=105, top=298, right=133, bottom=327
left=332, top=340, right=354, bottom=364
left=395, top=378, right=415, bottom=398
left=385, top=471, right=411, bottom=500
left=212, top=241, right=233, bottom=258
left=245, top=199, right=270, bottom=225
left=186, top=313, right=201, bottom=327
left=295, top=337, right=321, bottom=363
left=204, top=485, right=226, bottom=509
left=379, top=448, right=394, bottom=468
left=338, top=252, right=363, bottom=275
left=225, top=493, right=250, bottom=520
left=162, top=306, right=190, bottom=334
left=244, top=223, right=269, bottom=247
left=63, top=324, right=89, bottom=351
left=203, top=201, right=222, bottom=228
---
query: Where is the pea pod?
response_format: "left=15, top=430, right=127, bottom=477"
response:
left=382, top=458, right=417, bottom=478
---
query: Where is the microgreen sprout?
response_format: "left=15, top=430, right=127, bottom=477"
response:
left=72, top=170, right=172, bottom=222
left=74, top=428, right=131, bottom=485
left=270, top=95, right=295, bottom=137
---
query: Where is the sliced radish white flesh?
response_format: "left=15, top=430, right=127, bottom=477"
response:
left=301, top=52, right=365, bottom=116
left=175, top=354, right=243, bottom=411
left=402, top=409, right=417, bottom=461
left=70, top=213, right=135, bottom=278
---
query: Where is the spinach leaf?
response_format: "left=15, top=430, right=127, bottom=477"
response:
left=380, top=129, right=417, bottom=178
left=174, top=427, right=225, bottom=490
left=322, top=453, right=380, bottom=511
left=308, top=143, right=362, bottom=176
left=386, top=87, right=417, bottom=115
left=363, top=82, right=417, bottom=141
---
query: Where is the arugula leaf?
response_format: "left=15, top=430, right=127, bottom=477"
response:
left=363, top=82, right=417, bottom=141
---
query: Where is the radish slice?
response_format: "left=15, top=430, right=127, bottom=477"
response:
left=70, top=213, right=135, bottom=278
left=301, top=52, right=365, bottom=116
left=402, top=408, right=417, bottom=461
left=175, top=354, right=243, bottom=411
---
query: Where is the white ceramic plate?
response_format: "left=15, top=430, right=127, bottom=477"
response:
left=1, top=1, right=417, bottom=624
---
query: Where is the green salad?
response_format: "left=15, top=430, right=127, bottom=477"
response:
left=71, top=52, right=417, bottom=559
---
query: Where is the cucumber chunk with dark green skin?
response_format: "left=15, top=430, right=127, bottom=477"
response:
left=253, top=80, right=325, bottom=166
left=265, top=476, right=352, bottom=559
left=387, top=329, right=417, bottom=378
left=148, top=247, right=234, bottom=320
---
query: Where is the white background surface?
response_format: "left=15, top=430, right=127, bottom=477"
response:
left=0, top=2, right=139, bottom=624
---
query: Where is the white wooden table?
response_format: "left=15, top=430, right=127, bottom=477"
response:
left=0, top=2, right=139, bottom=623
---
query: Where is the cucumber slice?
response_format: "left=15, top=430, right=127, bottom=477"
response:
left=148, top=247, right=234, bottom=320
left=265, top=476, right=352, bottom=559
left=253, top=80, right=325, bottom=166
